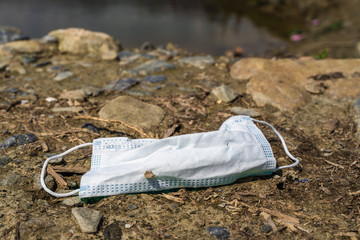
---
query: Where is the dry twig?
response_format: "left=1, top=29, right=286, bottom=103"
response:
left=74, top=115, right=151, bottom=138
left=51, top=166, right=88, bottom=174
left=47, top=165, right=68, bottom=187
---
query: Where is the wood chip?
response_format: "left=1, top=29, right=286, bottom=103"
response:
left=260, top=212, right=278, bottom=232
left=260, top=208, right=300, bottom=224
left=47, top=165, right=68, bottom=187
left=161, top=193, right=184, bottom=204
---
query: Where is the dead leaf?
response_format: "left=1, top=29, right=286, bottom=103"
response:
left=144, top=170, right=155, bottom=179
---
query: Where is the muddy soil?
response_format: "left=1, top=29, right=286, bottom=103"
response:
left=0, top=44, right=359, bottom=240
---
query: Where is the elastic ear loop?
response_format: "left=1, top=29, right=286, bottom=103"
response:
left=251, top=118, right=300, bottom=171
left=40, top=142, right=93, bottom=198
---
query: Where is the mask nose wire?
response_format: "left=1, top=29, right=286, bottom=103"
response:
left=251, top=118, right=300, bottom=171
left=40, top=142, right=93, bottom=198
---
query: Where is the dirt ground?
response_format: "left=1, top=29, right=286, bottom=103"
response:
left=0, top=44, right=359, bottom=240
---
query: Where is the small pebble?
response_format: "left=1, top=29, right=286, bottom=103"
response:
left=103, top=222, right=122, bottom=240
left=206, top=226, right=230, bottom=240
left=260, top=224, right=272, bottom=233
left=54, top=71, right=73, bottom=81
left=44, top=153, right=64, bottom=165
left=143, top=75, right=167, bottom=83
left=45, top=97, right=57, bottom=103
left=0, top=156, right=11, bottom=167
left=128, top=204, right=138, bottom=210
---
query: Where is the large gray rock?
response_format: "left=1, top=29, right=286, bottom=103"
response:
left=99, top=96, right=165, bottom=130
left=48, top=28, right=119, bottom=60
left=72, top=207, right=102, bottom=233
left=230, top=58, right=360, bottom=112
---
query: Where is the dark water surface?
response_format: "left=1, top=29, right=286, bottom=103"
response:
left=0, top=0, right=291, bottom=55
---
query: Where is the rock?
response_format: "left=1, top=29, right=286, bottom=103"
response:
left=125, top=90, right=152, bottom=97
left=45, top=97, right=57, bottom=103
left=82, top=123, right=100, bottom=133
left=231, top=107, right=261, bottom=117
left=99, top=96, right=165, bottom=130
left=143, top=75, right=167, bottom=83
left=6, top=87, right=20, bottom=93
left=103, top=222, right=122, bottom=240
left=354, top=98, right=360, bottom=141
left=0, top=156, right=11, bottom=167
left=130, top=60, right=176, bottom=75
left=140, top=41, right=155, bottom=51
left=128, top=204, right=138, bottom=210
left=34, top=61, right=51, bottom=68
left=34, top=173, right=55, bottom=191
left=0, top=133, right=37, bottom=150
left=206, top=226, right=230, bottom=240
left=48, top=28, right=120, bottom=60
left=41, top=35, right=58, bottom=44
left=230, top=58, right=360, bottom=112
left=0, top=40, right=42, bottom=55
left=54, top=71, right=73, bottom=81
left=178, top=56, right=215, bottom=69
left=47, top=65, right=63, bottom=72
left=62, top=197, right=82, bottom=206
left=60, top=89, right=87, bottom=101
left=0, top=156, right=10, bottom=167
left=0, top=174, right=21, bottom=186
left=260, top=224, right=272, bottom=233
left=0, top=26, right=28, bottom=44
left=83, top=86, right=103, bottom=97
left=211, top=85, right=238, bottom=103
left=71, top=207, right=102, bottom=233
left=45, top=153, right=64, bottom=165
left=119, top=54, right=141, bottom=66
left=7, top=62, right=27, bottom=75
left=51, top=106, right=83, bottom=113
left=118, top=50, right=133, bottom=59
left=22, top=55, right=37, bottom=65
left=103, top=78, right=140, bottom=92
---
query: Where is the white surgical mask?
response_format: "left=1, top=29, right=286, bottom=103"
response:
left=41, top=115, right=299, bottom=198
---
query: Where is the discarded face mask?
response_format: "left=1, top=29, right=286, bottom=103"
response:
left=41, top=115, right=299, bottom=198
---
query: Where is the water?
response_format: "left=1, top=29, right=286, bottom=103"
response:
left=0, top=0, right=292, bottom=56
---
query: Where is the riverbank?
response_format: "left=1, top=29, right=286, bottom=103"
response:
left=0, top=28, right=359, bottom=239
